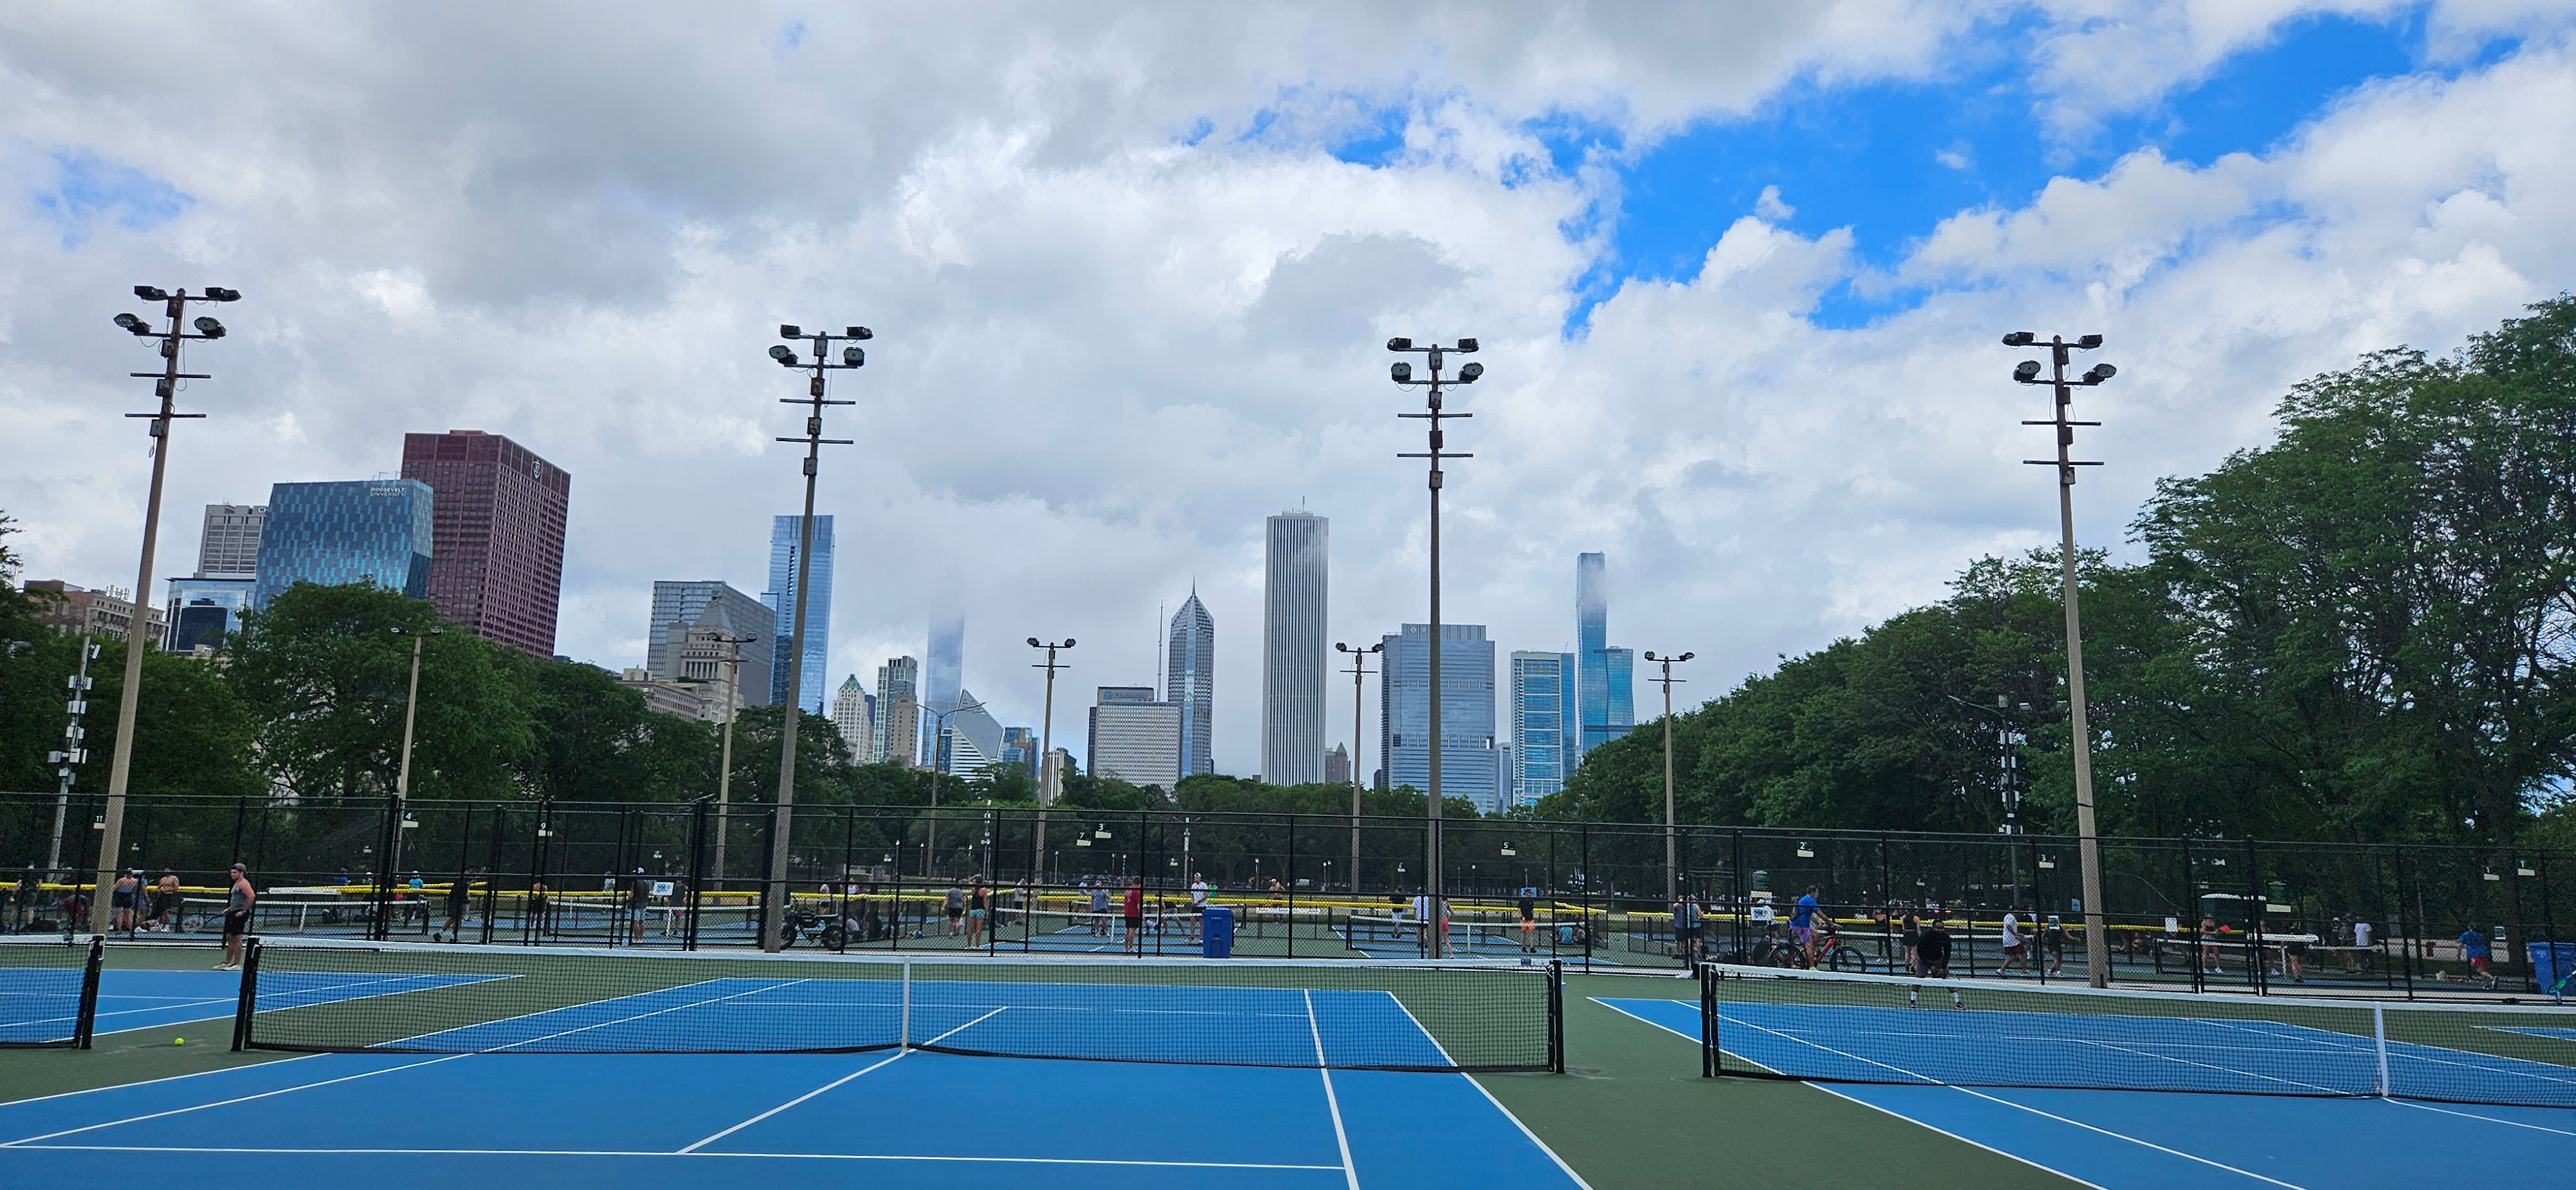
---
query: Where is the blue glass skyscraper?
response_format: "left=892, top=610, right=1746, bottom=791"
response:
left=251, top=480, right=435, bottom=608
left=1576, top=552, right=1634, bottom=757
left=1379, top=623, right=1499, bottom=811
left=764, top=515, right=835, bottom=714
left=1508, top=650, right=1575, bottom=806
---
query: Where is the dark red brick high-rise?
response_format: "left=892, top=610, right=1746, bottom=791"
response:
left=400, top=430, right=572, bottom=657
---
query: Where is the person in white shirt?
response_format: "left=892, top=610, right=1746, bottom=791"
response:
left=1998, top=907, right=2029, bottom=976
left=2349, top=918, right=2374, bottom=974
left=1186, top=874, right=1209, bottom=941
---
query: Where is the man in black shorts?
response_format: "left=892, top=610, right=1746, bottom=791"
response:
left=1908, top=917, right=1960, bottom=1008
left=219, top=864, right=255, bottom=970
left=439, top=871, right=472, bottom=942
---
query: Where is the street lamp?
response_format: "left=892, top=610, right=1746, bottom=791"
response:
left=696, top=630, right=758, bottom=883
left=762, top=321, right=869, bottom=952
left=1028, top=637, right=1074, bottom=884
left=89, top=283, right=239, bottom=935
left=1641, top=650, right=1693, bottom=902
left=1388, top=334, right=1482, bottom=958
left=2005, top=328, right=2117, bottom=987
left=1334, top=641, right=1383, bottom=893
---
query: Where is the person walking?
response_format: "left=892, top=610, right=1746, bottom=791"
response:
left=111, top=870, right=139, bottom=934
left=965, top=875, right=989, bottom=947
left=218, top=864, right=255, bottom=970
left=439, top=871, right=473, bottom=943
left=2459, top=925, right=2496, bottom=989
left=153, top=869, right=182, bottom=932
left=1517, top=889, right=1539, bottom=955
left=1186, top=873, right=1209, bottom=943
left=627, top=869, right=652, bottom=944
left=1998, top=905, right=2029, bottom=976
left=1790, top=886, right=1823, bottom=966
left=2043, top=915, right=2068, bottom=977
left=943, top=879, right=966, bottom=938
left=1122, top=876, right=1146, bottom=956
left=1088, top=880, right=1111, bottom=936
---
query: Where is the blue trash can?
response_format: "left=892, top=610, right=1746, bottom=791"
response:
left=1202, top=905, right=1234, bottom=958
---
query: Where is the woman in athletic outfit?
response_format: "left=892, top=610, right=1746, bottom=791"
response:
left=111, top=871, right=139, bottom=933
left=219, top=864, right=255, bottom=970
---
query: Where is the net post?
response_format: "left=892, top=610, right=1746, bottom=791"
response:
left=900, top=956, right=913, bottom=1050
left=75, top=935, right=105, bottom=1049
left=229, top=937, right=261, bottom=1052
left=1548, top=958, right=1565, bottom=1073
left=2371, top=1001, right=2391, bottom=1097
left=1700, top=961, right=1717, bottom=1078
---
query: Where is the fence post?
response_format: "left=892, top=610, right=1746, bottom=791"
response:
left=685, top=797, right=707, bottom=951
left=839, top=803, right=855, bottom=954
left=370, top=793, right=398, bottom=941
left=479, top=804, right=504, bottom=945
left=1732, top=829, right=1748, bottom=967
left=1580, top=821, right=1593, bottom=973
left=2181, top=834, right=2200, bottom=994
left=2245, top=837, right=2267, bottom=995
left=1286, top=810, right=1298, bottom=959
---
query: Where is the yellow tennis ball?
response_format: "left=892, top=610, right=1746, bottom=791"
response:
left=171, top=1037, right=184, bottom=1046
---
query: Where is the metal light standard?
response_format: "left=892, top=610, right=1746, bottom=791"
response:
left=761, top=323, right=869, bottom=952
left=386, top=624, right=442, bottom=881
left=1641, top=650, right=1693, bottom=903
left=700, top=630, right=757, bottom=883
left=1388, top=335, right=1482, bottom=959
left=1334, top=641, right=1383, bottom=892
left=2005, top=329, right=2118, bottom=987
left=920, top=697, right=986, bottom=878
left=1028, top=638, right=1074, bottom=884
left=91, top=284, right=240, bottom=934
left=46, top=638, right=100, bottom=881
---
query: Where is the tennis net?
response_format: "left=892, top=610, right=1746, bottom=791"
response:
left=236, top=937, right=1562, bottom=1072
left=1, top=936, right=104, bottom=1048
left=1699, top=962, right=2576, bottom=1108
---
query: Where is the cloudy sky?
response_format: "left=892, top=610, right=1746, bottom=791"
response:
left=5, top=3, right=2573, bottom=777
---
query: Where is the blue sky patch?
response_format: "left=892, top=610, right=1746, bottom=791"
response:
left=31, top=151, right=193, bottom=249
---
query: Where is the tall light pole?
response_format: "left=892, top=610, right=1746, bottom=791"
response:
left=387, top=624, right=442, bottom=881
left=1028, top=638, right=1074, bottom=883
left=700, top=630, right=757, bottom=883
left=920, top=697, right=985, bottom=878
left=46, top=638, right=101, bottom=880
left=1641, top=650, right=1692, bottom=903
left=761, top=323, right=868, bottom=952
left=1334, top=641, right=1382, bottom=893
left=91, top=284, right=239, bottom=934
left=2005, top=329, right=2117, bottom=987
left=1388, top=335, right=1482, bottom=959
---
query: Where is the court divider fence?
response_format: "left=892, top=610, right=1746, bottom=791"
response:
left=3, top=790, right=2567, bottom=999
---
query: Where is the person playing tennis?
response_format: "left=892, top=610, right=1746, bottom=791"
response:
left=1122, top=876, right=1146, bottom=955
left=218, top=864, right=255, bottom=970
left=1998, top=905, right=2029, bottom=976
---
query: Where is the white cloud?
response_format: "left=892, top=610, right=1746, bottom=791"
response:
left=3, top=4, right=2573, bottom=779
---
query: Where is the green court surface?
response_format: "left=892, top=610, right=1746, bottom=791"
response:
left=3, top=949, right=2068, bottom=1187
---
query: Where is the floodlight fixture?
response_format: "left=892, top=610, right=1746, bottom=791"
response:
left=1457, top=361, right=1484, bottom=382
left=769, top=345, right=795, bottom=364
left=846, top=326, right=872, bottom=340
left=779, top=324, right=802, bottom=338
left=204, top=287, right=242, bottom=302
left=2014, top=361, right=2042, bottom=382
left=2002, top=331, right=2036, bottom=346
left=113, top=313, right=148, bottom=334
left=133, top=286, right=169, bottom=301
left=1386, top=337, right=1412, bottom=351
left=1454, top=337, right=1478, bottom=352
left=1390, top=361, right=1412, bottom=383
left=193, top=317, right=225, bottom=338
left=1027, top=636, right=1041, bottom=647
left=2076, top=334, right=2103, bottom=349
left=842, top=346, right=864, bottom=366
left=2084, top=364, right=2117, bottom=383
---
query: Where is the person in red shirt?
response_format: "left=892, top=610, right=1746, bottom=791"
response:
left=1122, top=878, right=1146, bottom=956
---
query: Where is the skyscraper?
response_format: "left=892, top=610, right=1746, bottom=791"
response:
left=937, top=690, right=1005, bottom=775
left=1089, top=686, right=1181, bottom=788
left=645, top=580, right=773, bottom=697
left=1575, top=552, right=1635, bottom=755
left=763, top=515, right=835, bottom=713
left=1166, top=589, right=1215, bottom=778
left=1262, top=511, right=1328, bottom=786
left=922, top=613, right=965, bottom=761
left=875, top=656, right=921, bottom=766
left=251, top=480, right=435, bottom=608
left=1379, top=623, right=1500, bottom=811
left=831, top=674, right=875, bottom=760
left=196, top=504, right=265, bottom=576
left=1508, top=650, right=1575, bottom=806
left=399, top=430, right=571, bottom=657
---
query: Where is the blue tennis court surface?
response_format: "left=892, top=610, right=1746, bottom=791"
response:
left=1602, top=996, right=2576, bottom=1189
left=0, top=1046, right=1582, bottom=1186
left=0, top=967, right=500, bottom=1041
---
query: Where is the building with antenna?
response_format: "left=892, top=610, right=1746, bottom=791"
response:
left=1166, top=589, right=1215, bottom=778
left=1262, top=510, right=1328, bottom=786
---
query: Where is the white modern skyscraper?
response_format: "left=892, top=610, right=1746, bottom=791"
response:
left=1088, top=686, right=1182, bottom=788
left=831, top=674, right=875, bottom=760
left=874, top=656, right=920, bottom=766
left=1262, top=511, right=1329, bottom=784
left=1166, top=589, right=1215, bottom=777
left=196, top=504, right=265, bottom=576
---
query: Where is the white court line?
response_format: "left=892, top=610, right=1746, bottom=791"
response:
left=2382, top=1097, right=2576, bottom=1138
left=676, top=1006, right=1007, bottom=1155
left=1380, top=985, right=1594, bottom=1190
left=0, top=1144, right=1344, bottom=1169
left=1712, top=1008, right=2315, bottom=1190
left=1303, top=990, right=1361, bottom=1190
left=1594, top=999, right=2111, bottom=1190
left=0, top=977, right=781, bottom=1148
